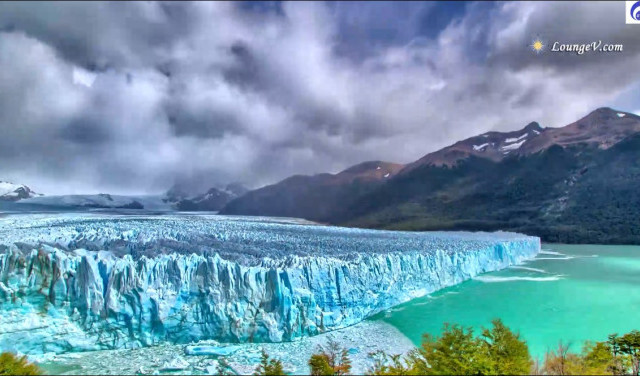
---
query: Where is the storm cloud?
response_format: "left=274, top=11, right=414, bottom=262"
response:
left=0, top=1, right=638, bottom=195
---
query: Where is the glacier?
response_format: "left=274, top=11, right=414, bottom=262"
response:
left=0, top=213, right=540, bottom=355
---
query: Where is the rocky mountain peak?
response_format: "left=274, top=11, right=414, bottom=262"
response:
left=523, top=122, right=543, bottom=132
left=164, top=182, right=250, bottom=211
left=0, top=181, right=41, bottom=201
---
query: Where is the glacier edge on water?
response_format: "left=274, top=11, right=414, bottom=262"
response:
left=0, top=214, right=540, bottom=354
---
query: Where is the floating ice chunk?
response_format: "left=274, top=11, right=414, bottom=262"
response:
left=539, top=250, right=565, bottom=255
left=509, top=266, right=547, bottom=273
left=185, top=345, right=242, bottom=356
left=384, top=173, right=390, bottom=178
left=474, top=275, right=563, bottom=282
left=160, top=357, right=189, bottom=371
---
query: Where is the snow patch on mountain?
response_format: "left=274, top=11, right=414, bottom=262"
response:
left=0, top=182, right=21, bottom=197
left=500, top=139, right=527, bottom=151
left=0, top=181, right=41, bottom=201
left=504, top=133, right=528, bottom=143
left=473, top=143, right=490, bottom=151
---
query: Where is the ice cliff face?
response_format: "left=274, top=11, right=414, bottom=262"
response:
left=0, top=214, right=540, bottom=354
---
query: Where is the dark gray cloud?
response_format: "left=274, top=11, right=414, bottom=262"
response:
left=0, top=1, right=199, bottom=69
left=0, top=1, right=638, bottom=195
left=59, top=118, right=112, bottom=145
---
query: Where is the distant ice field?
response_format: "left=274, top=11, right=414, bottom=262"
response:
left=0, top=212, right=538, bottom=265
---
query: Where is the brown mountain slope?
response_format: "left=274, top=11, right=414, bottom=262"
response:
left=222, top=107, right=640, bottom=244
left=219, top=161, right=403, bottom=221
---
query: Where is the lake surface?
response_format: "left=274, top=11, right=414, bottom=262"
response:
left=372, top=244, right=640, bottom=360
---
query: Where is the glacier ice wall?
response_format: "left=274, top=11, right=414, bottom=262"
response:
left=0, top=214, right=539, bottom=354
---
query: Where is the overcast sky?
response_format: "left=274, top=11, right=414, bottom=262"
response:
left=1, top=1, right=639, bottom=195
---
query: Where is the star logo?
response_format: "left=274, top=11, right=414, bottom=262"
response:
left=531, top=38, right=545, bottom=54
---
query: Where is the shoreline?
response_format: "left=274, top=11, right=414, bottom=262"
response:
left=37, top=320, right=415, bottom=375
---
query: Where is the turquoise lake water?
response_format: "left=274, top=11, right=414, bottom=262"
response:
left=372, top=244, right=640, bottom=360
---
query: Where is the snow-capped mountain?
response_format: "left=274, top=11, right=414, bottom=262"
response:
left=222, top=107, right=640, bottom=244
left=19, top=193, right=172, bottom=210
left=0, top=181, right=41, bottom=201
left=402, top=122, right=545, bottom=170
left=21, top=193, right=144, bottom=209
left=404, top=107, right=640, bottom=171
left=164, top=183, right=250, bottom=211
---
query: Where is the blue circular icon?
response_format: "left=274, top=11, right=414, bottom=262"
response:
left=631, top=1, right=640, bottom=20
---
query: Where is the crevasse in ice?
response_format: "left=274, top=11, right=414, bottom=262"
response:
left=0, top=214, right=540, bottom=354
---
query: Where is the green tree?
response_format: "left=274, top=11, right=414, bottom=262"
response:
left=618, top=330, right=640, bottom=375
left=480, top=318, right=532, bottom=375
left=254, top=350, right=284, bottom=376
left=364, top=324, right=640, bottom=376
left=407, top=323, right=492, bottom=375
left=216, top=357, right=235, bottom=376
left=308, top=354, right=336, bottom=376
left=308, top=340, right=352, bottom=376
left=580, top=341, right=615, bottom=375
left=0, top=352, right=42, bottom=376
left=608, top=334, right=624, bottom=375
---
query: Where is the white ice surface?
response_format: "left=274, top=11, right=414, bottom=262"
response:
left=0, top=213, right=539, bottom=355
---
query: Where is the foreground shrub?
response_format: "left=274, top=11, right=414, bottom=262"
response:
left=0, top=352, right=42, bottom=376
left=368, top=319, right=530, bottom=375
left=481, top=318, right=532, bottom=375
left=308, top=340, right=352, bottom=375
left=254, top=350, right=285, bottom=376
left=540, top=332, right=640, bottom=375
